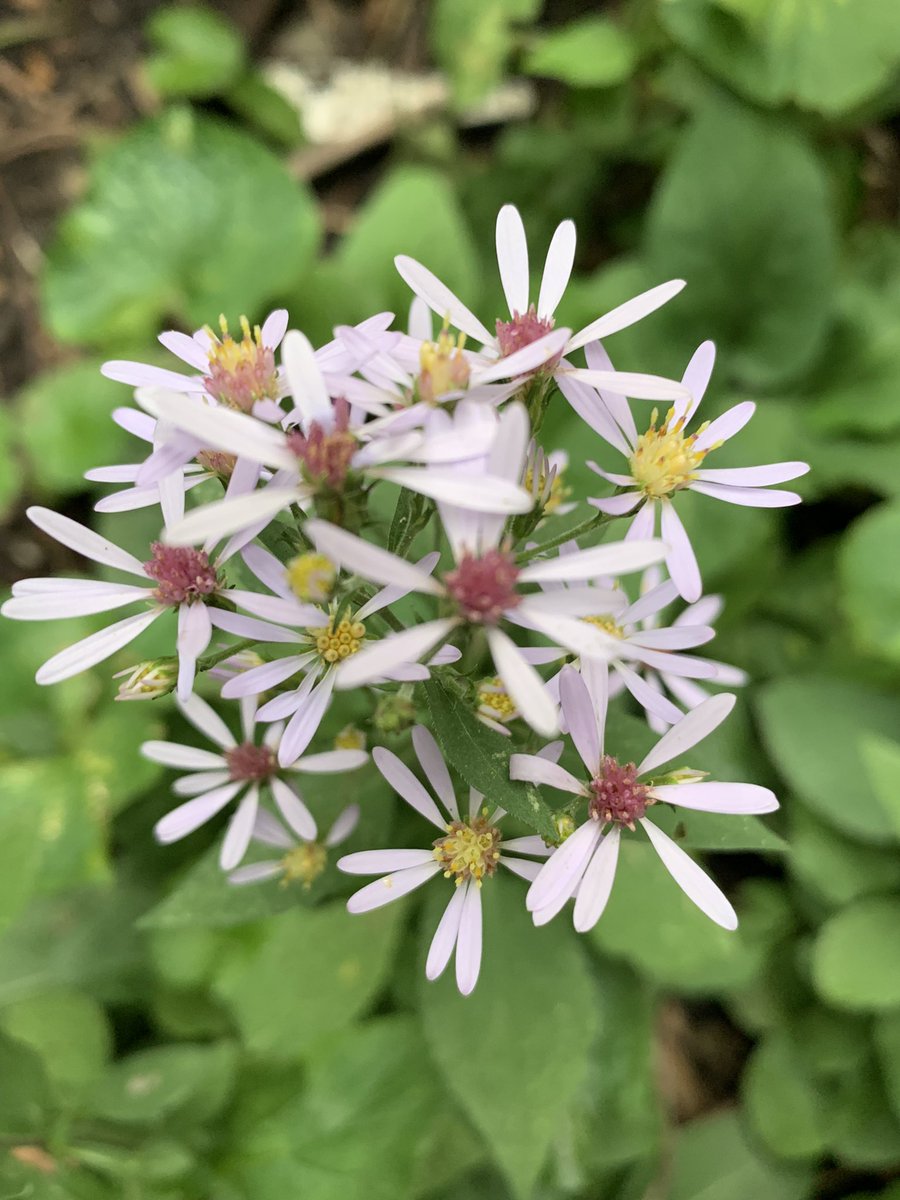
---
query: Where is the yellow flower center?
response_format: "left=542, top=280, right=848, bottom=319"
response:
left=477, top=678, right=517, bottom=720
left=203, top=315, right=278, bottom=413
left=286, top=553, right=336, bottom=603
left=582, top=614, right=625, bottom=638
left=433, top=815, right=501, bottom=886
left=629, top=408, right=709, bottom=498
left=280, top=842, right=327, bottom=888
left=524, top=463, right=568, bottom=513
left=311, top=615, right=366, bottom=664
left=418, top=327, right=470, bottom=404
left=334, top=724, right=366, bottom=752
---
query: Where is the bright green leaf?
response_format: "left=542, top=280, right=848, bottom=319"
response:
left=0, top=990, right=111, bottom=1103
left=840, top=501, right=900, bottom=665
left=144, top=4, right=245, bottom=99
left=743, top=1030, right=828, bottom=1159
left=524, top=17, right=637, bottom=88
left=812, top=896, right=900, bottom=1012
left=788, top=804, right=900, bottom=905
left=87, top=1041, right=238, bottom=1125
left=668, top=1110, right=810, bottom=1200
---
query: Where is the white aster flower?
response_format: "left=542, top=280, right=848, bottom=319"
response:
left=306, top=404, right=667, bottom=736
left=337, top=726, right=555, bottom=996
left=143, top=692, right=366, bottom=869
left=573, top=340, right=809, bottom=601
left=513, top=665, right=778, bottom=932
left=216, top=543, right=458, bottom=767
left=0, top=504, right=269, bottom=701
left=228, top=805, right=360, bottom=888
left=395, top=204, right=690, bottom=403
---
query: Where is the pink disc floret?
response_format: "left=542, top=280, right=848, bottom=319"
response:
left=143, top=544, right=219, bottom=606
left=496, top=305, right=556, bottom=359
left=589, top=756, right=651, bottom=829
left=444, top=549, right=521, bottom=624
left=286, top=398, right=357, bottom=490
left=225, top=742, right=276, bottom=782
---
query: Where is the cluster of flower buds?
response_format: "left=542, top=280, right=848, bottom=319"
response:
left=3, top=206, right=807, bottom=995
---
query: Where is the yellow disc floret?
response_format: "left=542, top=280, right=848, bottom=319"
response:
left=334, top=724, right=366, bottom=752
left=524, top=462, right=569, bottom=514
left=311, top=615, right=366, bottom=663
left=286, top=553, right=337, bottom=603
left=418, top=326, right=470, bottom=404
left=433, top=815, right=501, bottom=887
left=477, top=677, right=517, bottom=720
left=582, top=614, right=625, bottom=638
left=629, top=408, right=709, bottom=498
left=280, top=842, right=328, bottom=888
left=203, top=314, right=279, bottom=413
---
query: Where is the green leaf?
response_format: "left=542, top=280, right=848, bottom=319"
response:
left=812, top=896, right=900, bottom=1012
left=0, top=1032, right=54, bottom=1135
left=861, top=732, right=900, bottom=839
left=840, top=501, right=900, bottom=665
left=756, top=675, right=900, bottom=843
left=645, top=97, right=836, bottom=388
left=668, top=1111, right=811, bottom=1200
left=742, top=1030, right=828, bottom=1160
left=222, top=1017, right=442, bottom=1200
left=418, top=874, right=599, bottom=1199
left=144, top=4, right=245, bottom=99
left=661, top=0, right=900, bottom=116
left=431, top=0, right=539, bottom=107
left=43, top=110, right=319, bottom=346
left=226, top=69, right=304, bottom=148
left=788, top=804, right=900, bottom=906
left=74, top=702, right=166, bottom=814
left=213, top=900, right=402, bottom=1059
left=591, top=840, right=763, bottom=992
left=794, top=1006, right=869, bottom=1078
left=820, top=1053, right=900, bottom=1168
left=17, top=359, right=134, bottom=496
left=87, top=1041, right=238, bottom=1125
left=0, top=990, right=111, bottom=1104
left=524, top=17, right=637, bottom=87
left=424, top=676, right=556, bottom=838
left=874, top=1011, right=900, bottom=1125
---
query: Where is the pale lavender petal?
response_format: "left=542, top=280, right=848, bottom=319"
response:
left=340, top=848, right=437, bottom=875
left=164, top=486, right=299, bottom=547
left=172, top=770, right=232, bottom=797
left=510, top=753, right=585, bottom=795
left=177, top=691, right=236, bottom=749
left=240, top=542, right=296, bottom=600
left=583, top=341, right=638, bottom=442
left=355, top=552, right=440, bottom=619
left=500, top=857, right=542, bottom=883
left=629, top=625, right=714, bottom=651
left=573, top=827, right=620, bottom=932
left=228, top=589, right=319, bottom=626
left=486, top=626, right=558, bottom=737
left=373, top=746, right=446, bottom=829
left=252, top=808, right=295, bottom=849
left=154, top=782, right=243, bottom=844
left=559, top=666, right=600, bottom=775
left=291, top=749, right=367, bottom=774
left=158, top=330, right=210, bottom=371
left=473, top=328, right=570, bottom=384
left=228, top=861, right=283, bottom=885
left=580, top=656, right=609, bottom=756
left=345, top=861, right=442, bottom=912
left=35, top=608, right=161, bottom=685
left=689, top=482, right=802, bottom=508
left=678, top=340, right=716, bottom=424
left=693, top=401, right=755, bottom=451
left=626, top=500, right=656, bottom=542
left=270, top=776, right=318, bottom=840
left=375, top=467, right=532, bottom=515
left=176, top=602, right=212, bottom=701
left=519, top=538, right=666, bottom=583
left=620, top=643, right=718, bottom=679
left=694, top=462, right=808, bottom=487
left=136, top=388, right=296, bottom=470
left=638, top=693, right=735, bottom=776
left=613, top=661, right=684, bottom=726
left=500, top=835, right=553, bottom=856
left=567, top=279, right=686, bottom=353
left=282, top=329, right=333, bottom=430
left=455, top=882, right=483, bottom=996
left=395, top=255, right=493, bottom=346
left=641, top=818, right=737, bottom=930
left=220, top=785, right=259, bottom=869
left=325, top=804, right=360, bottom=846
left=650, top=782, right=778, bottom=814
left=525, top=819, right=601, bottom=912
left=220, top=654, right=309, bottom=699
left=142, top=741, right=227, bottom=770
left=496, top=204, right=530, bottom=314
left=277, top=670, right=335, bottom=766
left=113, top=407, right=156, bottom=440
left=26, top=507, right=146, bottom=576
left=261, top=309, right=289, bottom=348
left=661, top=500, right=701, bottom=603
left=101, top=362, right=199, bottom=391
left=589, top=492, right=643, bottom=516
left=209, top=609, right=304, bottom=644
left=412, top=725, right=458, bottom=819
left=305, top=519, right=442, bottom=595
left=2, top=583, right=149, bottom=620
left=567, top=368, right=689, bottom=403
left=426, top=885, right=467, bottom=982
left=556, top=372, right=632, bottom=455
left=620, top=579, right=680, bottom=625
left=538, top=219, right=576, bottom=318
left=335, top=620, right=458, bottom=689
left=676, top=594, right=723, bottom=627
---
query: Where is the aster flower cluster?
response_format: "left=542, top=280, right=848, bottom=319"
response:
left=4, top=205, right=805, bottom=995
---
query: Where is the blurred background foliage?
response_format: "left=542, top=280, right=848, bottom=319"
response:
left=1, top=0, right=900, bottom=1197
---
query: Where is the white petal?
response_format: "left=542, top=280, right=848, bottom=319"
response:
left=177, top=692, right=237, bottom=749
left=510, top=753, right=585, bottom=795
left=373, top=746, right=447, bottom=828
left=325, top=804, right=360, bottom=846
left=220, top=785, right=259, bottom=869
left=614, top=661, right=684, bottom=726
left=412, top=725, right=458, bottom=820
left=500, top=835, right=552, bottom=857
left=678, top=339, right=716, bottom=424
left=650, top=782, right=778, bottom=814
left=340, top=848, right=438, bottom=875
left=556, top=372, right=632, bottom=456
left=345, top=861, right=442, bottom=912
left=220, top=654, right=308, bottom=699
left=689, top=482, right=802, bottom=508
left=270, top=776, right=317, bottom=840
left=305, top=519, right=442, bottom=596
left=538, top=220, right=576, bottom=318
left=291, top=749, right=368, bottom=774
left=141, top=741, right=228, bottom=770
left=629, top=625, right=714, bottom=651
left=693, top=401, right=755, bottom=451
left=26, top=507, right=146, bottom=577
left=334, top=620, right=457, bottom=689
left=566, top=368, right=689, bottom=402
left=228, top=861, right=283, bottom=885
left=426, top=885, right=467, bottom=981
left=637, top=693, right=735, bottom=775
left=455, top=881, right=483, bottom=996
left=163, top=486, right=299, bottom=547
left=261, top=309, right=289, bottom=347
left=172, top=770, right=232, bottom=797
left=694, top=462, right=808, bottom=487
left=176, top=601, right=212, bottom=701
left=159, top=330, right=210, bottom=370
left=641, top=819, right=737, bottom=930
left=573, top=827, right=620, bottom=932
left=525, top=819, right=601, bottom=912
left=486, top=626, right=559, bottom=737
left=559, top=666, right=601, bottom=774
left=661, top=500, right=702, bottom=603
left=394, top=255, right=493, bottom=346
left=566, top=279, right=686, bottom=352
left=2, top=583, right=149, bottom=620
left=136, top=388, right=296, bottom=470
left=277, top=670, right=335, bottom=766
left=154, top=782, right=243, bottom=844
left=581, top=656, right=609, bottom=756
left=282, top=329, right=333, bottom=430
left=496, top=204, right=530, bottom=315
left=473, top=328, right=570, bottom=384
left=519, top=538, right=666, bottom=583
left=375, top=467, right=532, bottom=514
left=35, top=608, right=162, bottom=685
left=228, top=589, right=318, bottom=626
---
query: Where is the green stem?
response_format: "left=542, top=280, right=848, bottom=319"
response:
left=517, top=507, right=626, bottom=562
left=196, top=637, right=260, bottom=672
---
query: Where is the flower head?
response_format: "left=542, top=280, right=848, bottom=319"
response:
left=228, top=805, right=360, bottom=889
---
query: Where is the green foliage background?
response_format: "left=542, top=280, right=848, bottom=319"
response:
left=3, top=2, right=900, bottom=1197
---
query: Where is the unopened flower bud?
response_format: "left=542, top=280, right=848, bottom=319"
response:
left=334, top=724, right=366, bottom=752
left=554, top=813, right=576, bottom=844
left=114, top=659, right=177, bottom=701
left=373, top=693, right=417, bottom=736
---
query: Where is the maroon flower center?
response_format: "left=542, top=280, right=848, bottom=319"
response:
left=495, top=305, right=556, bottom=360
left=225, top=741, right=276, bottom=782
left=588, top=756, right=652, bottom=829
left=286, top=398, right=357, bottom=491
left=444, top=550, right=521, bottom=624
left=143, top=544, right=219, bottom=606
